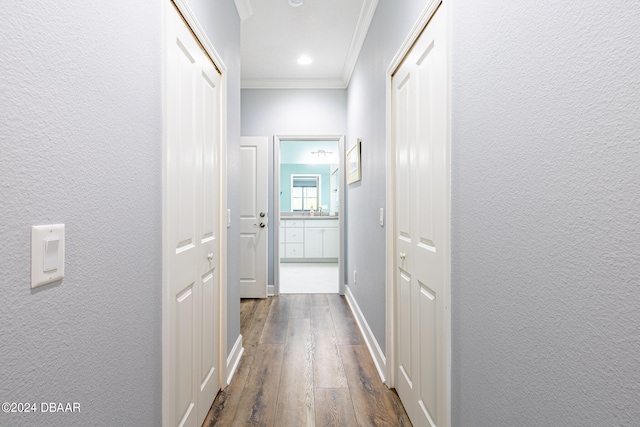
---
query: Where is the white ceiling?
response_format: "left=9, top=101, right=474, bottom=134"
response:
left=236, top=0, right=378, bottom=89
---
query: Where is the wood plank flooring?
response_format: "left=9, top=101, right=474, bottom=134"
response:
left=203, top=294, right=411, bottom=427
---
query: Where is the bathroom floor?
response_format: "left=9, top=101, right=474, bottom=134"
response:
left=279, top=262, right=339, bottom=294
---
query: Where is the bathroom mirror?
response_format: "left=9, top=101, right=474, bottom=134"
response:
left=279, top=140, right=339, bottom=214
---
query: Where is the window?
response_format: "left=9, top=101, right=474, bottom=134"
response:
left=291, top=175, right=320, bottom=211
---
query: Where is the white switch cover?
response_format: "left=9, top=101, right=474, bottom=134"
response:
left=31, top=224, right=65, bottom=288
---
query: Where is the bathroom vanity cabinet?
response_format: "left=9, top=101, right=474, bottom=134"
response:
left=280, top=217, right=339, bottom=262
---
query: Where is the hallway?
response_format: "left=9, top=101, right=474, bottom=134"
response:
left=204, top=294, right=410, bottom=426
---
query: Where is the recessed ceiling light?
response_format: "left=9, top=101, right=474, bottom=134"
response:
left=288, top=0, right=303, bottom=7
left=297, top=56, right=312, bottom=65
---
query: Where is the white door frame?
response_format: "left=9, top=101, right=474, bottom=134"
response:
left=384, top=0, right=451, bottom=422
left=273, top=135, right=346, bottom=296
left=161, top=0, right=228, bottom=425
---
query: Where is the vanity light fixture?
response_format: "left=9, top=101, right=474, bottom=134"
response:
left=288, top=0, right=304, bottom=7
left=311, top=149, right=333, bottom=158
left=297, top=56, right=312, bottom=65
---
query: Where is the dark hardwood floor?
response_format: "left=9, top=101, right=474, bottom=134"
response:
left=203, top=294, right=411, bottom=426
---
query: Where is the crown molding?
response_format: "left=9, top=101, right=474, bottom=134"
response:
left=233, top=0, right=253, bottom=21
left=341, top=0, right=379, bottom=86
left=241, top=78, right=347, bottom=89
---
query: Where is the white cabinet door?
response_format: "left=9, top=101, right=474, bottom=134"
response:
left=304, top=220, right=339, bottom=259
left=304, top=228, right=323, bottom=258
left=322, top=228, right=339, bottom=258
left=392, top=4, right=449, bottom=427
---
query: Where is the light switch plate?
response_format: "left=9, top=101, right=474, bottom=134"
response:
left=31, top=224, right=65, bottom=288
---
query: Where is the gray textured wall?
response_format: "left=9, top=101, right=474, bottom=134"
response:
left=0, top=2, right=162, bottom=425
left=0, top=1, right=240, bottom=425
left=346, top=0, right=430, bottom=355
left=241, top=89, right=347, bottom=287
left=451, top=1, right=640, bottom=425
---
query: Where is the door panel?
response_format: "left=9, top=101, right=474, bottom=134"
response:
left=176, top=39, right=197, bottom=251
left=168, top=7, right=200, bottom=426
left=176, top=285, right=195, bottom=426
left=398, top=270, right=412, bottom=385
left=393, top=3, right=449, bottom=427
left=197, top=47, right=221, bottom=424
left=240, top=137, right=268, bottom=298
left=240, top=234, right=257, bottom=277
left=201, top=68, right=220, bottom=241
left=166, top=4, right=221, bottom=426
left=240, top=147, right=257, bottom=217
left=199, top=271, right=218, bottom=402
left=395, top=73, right=413, bottom=243
left=419, top=281, right=437, bottom=420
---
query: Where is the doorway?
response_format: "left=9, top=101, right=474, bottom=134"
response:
left=273, top=136, right=345, bottom=295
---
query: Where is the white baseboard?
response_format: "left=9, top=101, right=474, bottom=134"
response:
left=344, top=285, right=387, bottom=383
left=225, top=334, right=244, bottom=387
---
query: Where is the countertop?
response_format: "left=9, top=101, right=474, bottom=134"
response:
left=280, top=213, right=338, bottom=220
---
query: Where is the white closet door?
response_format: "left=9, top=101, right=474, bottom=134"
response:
left=196, top=37, right=221, bottom=426
left=166, top=3, right=221, bottom=426
left=393, top=3, right=449, bottom=427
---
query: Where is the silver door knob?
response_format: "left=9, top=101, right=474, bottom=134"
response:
left=207, top=252, right=214, bottom=260
left=259, top=212, right=266, bottom=217
left=254, top=222, right=266, bottom=228
left=400, top=252, right=406, bottom=260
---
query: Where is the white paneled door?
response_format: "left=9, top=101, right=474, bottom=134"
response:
left=392, top=3, right=450, bottom=427
left=240, top=137, right=268, bottom=298
left=165, top=3, right=221, bottom=426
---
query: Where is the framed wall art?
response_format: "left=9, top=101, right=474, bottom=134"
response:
left=347, top=138, right=361, bottom=184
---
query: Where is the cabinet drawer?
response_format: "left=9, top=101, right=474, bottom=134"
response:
left=285, top=243, right=304, bottom=258
left=285, top=228, right=304, bottom=243
left=282, top=219, right=303, bottom=228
